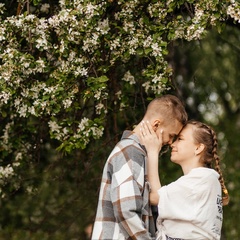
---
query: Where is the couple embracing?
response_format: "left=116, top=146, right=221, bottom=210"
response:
left=91, top=95, right=229, bottom=240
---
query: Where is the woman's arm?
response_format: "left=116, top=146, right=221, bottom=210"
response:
left=140, top=121, right=163, bottom=206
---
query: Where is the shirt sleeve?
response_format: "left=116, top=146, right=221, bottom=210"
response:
left=110, top=143, right=153, bottom=239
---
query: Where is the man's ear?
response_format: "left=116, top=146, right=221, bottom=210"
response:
left=195, top=143, right=205, bottom=156
left=153, top=119, right=161, bottom=131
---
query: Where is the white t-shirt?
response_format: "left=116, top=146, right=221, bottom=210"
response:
left=156, top=167, right=223, bottom=240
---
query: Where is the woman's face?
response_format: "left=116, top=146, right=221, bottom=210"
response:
left=170, top=124, right=198, bottom=164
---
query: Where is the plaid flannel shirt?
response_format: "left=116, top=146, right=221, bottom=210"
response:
left=92, top=130, right=155, bottom=240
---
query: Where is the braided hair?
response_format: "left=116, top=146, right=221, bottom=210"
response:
left=188, top=120, right=229, bottom=206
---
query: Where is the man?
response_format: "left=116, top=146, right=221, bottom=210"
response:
left=91, top=95, right=188, bottom=240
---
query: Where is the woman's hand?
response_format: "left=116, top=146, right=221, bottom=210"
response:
left=140, top=121, right=163, bottom=154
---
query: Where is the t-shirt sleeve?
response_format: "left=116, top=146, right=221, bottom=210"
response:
left=157, top=176, right=198, bottom=221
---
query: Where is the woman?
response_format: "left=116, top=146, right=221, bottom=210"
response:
left=140, top=120, right=229, bottom=240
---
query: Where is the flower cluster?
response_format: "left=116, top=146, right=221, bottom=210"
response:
left=227, top=1, right=240, bottom=23
left=0, top=0, right=239, bottom=198
left=0, top=164, right=15, bottom=197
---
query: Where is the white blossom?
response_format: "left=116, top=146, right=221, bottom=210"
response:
left=48, top=120, right=62, bottom=133
left=122, top=71, right=136, bottom=85
left=19, top=104, right=28, bottom=117
left=151, top=43, right=162, bottom=57
left=28, top=106, right=37, bottom=116
left=15, top=152, right=23, bottom=161
left=90, top=126, right=103, bottom=138
left=74, top=66, right=88, bottom=77
left=0, top=164, right=14, bottom=180
left=97, top=18, right=110, bottom=35
left=0, top=26, right=6, bottom=41
left=40, top=3, right=50, bottom=13
left=63, top=99, right=72, bottom=109
left=115, top=91, right=122, bottom=99
left=0, top=91, right=10, bottom=105
left=77, top=117, right=89, bottom=131
left=227, top=2, right=240, bottom=23
left=95, top=103, right=104, bottom=114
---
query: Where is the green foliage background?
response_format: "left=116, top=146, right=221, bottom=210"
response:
left=0, top=0, right=239, bottom=239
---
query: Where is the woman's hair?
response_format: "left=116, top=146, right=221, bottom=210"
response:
left=146, top=95, right=188, bottom=125
left=188, top=120, right=229, bottom=206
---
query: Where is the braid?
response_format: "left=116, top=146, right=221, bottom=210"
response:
left=188, top=120, right=229, bottom=206
left=209, top=128, right=229, bottom=206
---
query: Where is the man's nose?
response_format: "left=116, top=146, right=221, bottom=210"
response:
left=167, top=138, right=174, bottom=145
left=170, top=140, right=175, bottom=147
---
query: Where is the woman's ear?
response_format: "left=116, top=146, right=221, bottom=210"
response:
left=195, top=143, right=205, bottom=156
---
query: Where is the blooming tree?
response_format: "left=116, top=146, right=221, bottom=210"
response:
left=0, top=0, right=240, bottom=237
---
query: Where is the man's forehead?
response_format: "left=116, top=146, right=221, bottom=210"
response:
left=173, top=121, right=184, bottom=134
